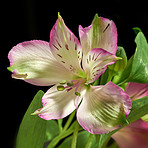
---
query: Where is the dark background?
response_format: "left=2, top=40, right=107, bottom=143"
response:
left=2, top=0, right=148, bottom=147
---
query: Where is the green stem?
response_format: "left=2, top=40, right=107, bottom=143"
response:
left=47, top=130, right=74, bottom=148
left=58, top=119, right=63, bottom=133
left=107, top=70, right=115, bottom=82
left=71, top=121, right=80, bottom=148
left=63, top=110, right=76, bottom=131
left=47, top=121, right=76, bottom=148
left=85, top=133, right=95, bottom=148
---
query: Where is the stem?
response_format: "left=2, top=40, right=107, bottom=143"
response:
left=47, top=121, right=76, bottom=148
left=63, top=110, right=76, bottom=131
left=47, top=129, right=74, bottom=148
left=58, top=119, right=63, bottom=133
left=107, top=70, right=115, bottom=82
left=71, top=121, right=79, bottom=148
left=85, top=133, right=95, bottom=148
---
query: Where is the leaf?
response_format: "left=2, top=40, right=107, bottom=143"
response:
left=127, top=95, right=148, bottom=123
left=114, top=32, right=148, bottom=84
left=58, top=131, right=96, bottom=148
left=112, top=55, right=133, bottom=85
left=100, top=68, right=109, bottom=85
left=128, top=32, right=148, bottom=83
left=108, top=46, right=127, bottom=72
left=16, top=90, right=46, bottom=148
left=45, top=120, right=59, bottom=142
left=132, top=27, right=142, bottom=35
left=97, top=95, right=148, bottom=148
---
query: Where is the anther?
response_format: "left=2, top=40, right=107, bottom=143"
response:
left=67, top=82, right=74, bottom=87
left=60, top=80, right=67, bottom=84
left=57, top=85, right=65, bottom=91
left=75, top=92, right=81, bottom=96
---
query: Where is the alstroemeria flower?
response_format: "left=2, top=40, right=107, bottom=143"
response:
left=125, top=82, right=148, bottom=100
left=8, top=14, right=131, bottom=134
left=112, top=82, right=148, bottom=148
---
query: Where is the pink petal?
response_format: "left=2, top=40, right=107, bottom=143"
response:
left=112, top=119, right=148, bottom=148
left=79, top=16, right=117, bottom=59
left=49, top=14, right=84, bottom=77
left=125, top=82, right=148, bottom=100
left=77, top=81, right=131, bottom=134
left=8, top=40, right=73, bottom=86
left=33, top=84, right=81, bottom=120
left=84, top=48, right=118, bottom=84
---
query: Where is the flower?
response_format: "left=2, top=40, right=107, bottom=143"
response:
left=8, top=14, right=131, bottom=134
left=112, top=82, right=148, bottom=148
left=125, top=82, right=148, bottom=100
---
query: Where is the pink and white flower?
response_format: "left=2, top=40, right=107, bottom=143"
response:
left=112, top=82, right=148, bottom=148
left=8, top=14, right=131, bottom=134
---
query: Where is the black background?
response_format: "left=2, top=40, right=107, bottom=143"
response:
left=2, top=0, right=148, bottom=147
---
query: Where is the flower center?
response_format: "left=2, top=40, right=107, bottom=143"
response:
left=57, top=78, right=86, bottom=96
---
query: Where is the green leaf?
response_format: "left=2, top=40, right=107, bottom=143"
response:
left=132, top=27, right=142, bottom=35
left=16, top=90, right=46, bottom=148
left=58, top=131, right=96, bottom=148
left=100, top=68, right=109, bottom=85
left=45, top=120, right=59, bottom=142
left=112, top=55, right=133, bottom=85
left=127, top=95, right=148, bottom=123
left=113, top=32, right=148, bottom=84
left=128, top=32, right=148, bottom=83
left=141, top=114, right=148, bottom=123
left=97, top=95, right=148, bottom=148
left=108, top=46, right=127, bottom=72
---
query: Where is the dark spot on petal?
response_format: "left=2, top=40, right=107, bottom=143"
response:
left=103, top=23, right=110, bottom=33
left=87, top=58, right=89, bottom=64
left=61, top=61, right=65, bottom=63
left=56, top=39, right=62, bottom=48
left=57, top=54, right=62, bottom=58
left=65, top=44, right=69, bottom=50
left=52, top=44, right=59, bottom=50
left=75, top=44, right=77, bottom=50
left=89, top=55, right=91, bottom=61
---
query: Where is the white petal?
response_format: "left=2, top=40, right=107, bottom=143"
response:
left=34, top=85, right=82, bottom=120
left=49, top=15, right=84, bottom=78
left=84, top=48, right=117, bottom=84
left=8, top=40, right=73, bottom=86
left=77, top=82, right=131, bottom=134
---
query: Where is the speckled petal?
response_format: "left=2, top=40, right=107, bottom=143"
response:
left=33, top=84, right=82, bottom=120
left=84, top=48, right=117, bottom=84
left=49, top=14, right=84, bottom=78
left=77, top=81, right=131, bottom=134
left=8, top=40, right=73, bottom=86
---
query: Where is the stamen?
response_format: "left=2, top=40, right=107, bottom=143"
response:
left=67, top=81, right=74, bottom=87
left=75, top=92, right=81, bottom=96
left=60, top=80, right=67, bottom=84
left=57, top=85, right=65, bottom=91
